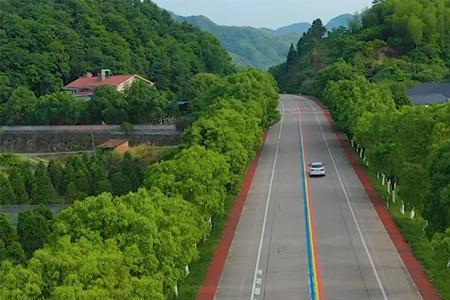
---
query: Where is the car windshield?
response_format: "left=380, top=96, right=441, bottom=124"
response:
left=311, top=163, right=323, bottom=168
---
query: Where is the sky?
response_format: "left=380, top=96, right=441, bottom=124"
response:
left=152, top=0, right=374, bottom=29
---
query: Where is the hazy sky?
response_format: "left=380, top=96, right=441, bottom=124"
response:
left=152, top=0, right=374, bottom=29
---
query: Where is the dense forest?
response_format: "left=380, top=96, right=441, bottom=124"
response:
left=0, top=0, right=234, bottom=125
left=0, top=151, right=145, bottom=205
left=0, top=69, right=280, bottom=299
left=271, top=0, right=450, bottom=97
left=271, top=0, right=450, bottom=296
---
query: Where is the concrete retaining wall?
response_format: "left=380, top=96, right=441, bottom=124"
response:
left=0, top=125, right=181, bottom=153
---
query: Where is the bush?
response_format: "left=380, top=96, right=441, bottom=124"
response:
left=121, top=121, right=134, bottom=134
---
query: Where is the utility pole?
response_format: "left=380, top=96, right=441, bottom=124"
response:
left=91, top=130, right=96, bottom=155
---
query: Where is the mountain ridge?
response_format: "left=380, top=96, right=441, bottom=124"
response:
left=173, top=13, right=353, bottom=69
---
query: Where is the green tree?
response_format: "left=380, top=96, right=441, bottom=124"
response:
left=1, top=87, right=38, bottom=125
left=60, top=164, right=76, bottom=196
left=431, top=228, right=450, bottom=268
left=312, top=60, right=362, bottom=98
left=109, top=171, right=132, bottom=196
left=286, top=44, right=298, bottom=68
left=89, top=86, right=129, bottom=124
left=66, top=156, right=92, bottom=195
left=64, top=181, right=82, bottom=203
left=119, top=153, right=141, bottom=191
left=34, top=92, right=87, bottom=125
left=34, top=162, right=57, bottom=204
left=0, top=237, right=164, bottom=299
left=8, top=167, right=28, bottom=204
left=187, top=73, right=226, bottom=113
left=18, top=163, right=36, bottom=200
left=0, top=213, right=17, bottom=246
left=17, top=210, right=50, bottom=257
left=0, top=174, right=16, bottom=205
left=47, top=160, right=64, bottom=196
left=0, top=213, right=25, bottom=264
left=145, top=146, right=230, bottom=217
left=34, top=204, right=53, bottom=221
left=89, top=159, right=112, bottom=195
left=397, top=162, right=429, bottom=210
left=125, top=80, right=168, bottom=123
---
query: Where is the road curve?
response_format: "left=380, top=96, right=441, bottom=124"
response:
left=214, top=95, right=422, bottom=300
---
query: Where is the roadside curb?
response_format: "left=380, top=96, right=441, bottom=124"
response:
left=310, top=98, right=442, bottom=300
left=196, top=132, right=268, bottom=300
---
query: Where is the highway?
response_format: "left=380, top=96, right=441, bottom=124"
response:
left=215, top=95, right=422, bottom=300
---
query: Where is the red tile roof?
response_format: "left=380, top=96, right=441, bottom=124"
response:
left=64, top=75, right=134, bottom=88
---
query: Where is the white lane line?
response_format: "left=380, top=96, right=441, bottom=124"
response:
left=250, top=100, right=284, bottom=300
left=304, top=99, right=389, bottom=300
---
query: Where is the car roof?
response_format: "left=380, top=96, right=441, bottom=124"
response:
left=311, top=162, right=324, bottom=165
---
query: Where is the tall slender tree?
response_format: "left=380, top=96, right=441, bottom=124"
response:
left=9, top=167, right=28, bottom=204
left=0, top=174, right=16, bottom=205
left=17, top=210, right=50, bottom=257
left=34, top=162, right=57, bottom=204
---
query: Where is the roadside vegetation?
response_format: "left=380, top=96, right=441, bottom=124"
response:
left=271, top=0, right=450, bottom=297
left=0, top=69, right=280, bottom=299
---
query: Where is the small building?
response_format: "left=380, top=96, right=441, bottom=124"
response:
left=176, top=100, right=190, bottom=113
left=99, top=139, right=129, bottom=153
left=63, top=69, right=154, bottom=100
left=407, top=83, right=450, bottom=105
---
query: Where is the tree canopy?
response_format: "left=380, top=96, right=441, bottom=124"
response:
left=0, top=69, right=280, bottom=298
left=271, top=0, right=450, bottom=94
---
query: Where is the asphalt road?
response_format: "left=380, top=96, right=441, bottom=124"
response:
left=215, top=95, right=422, bottom=300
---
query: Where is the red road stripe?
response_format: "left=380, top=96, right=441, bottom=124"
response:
left=309, top=98, right=442, bottom=300
left=196, top=132, right=268, bottom=300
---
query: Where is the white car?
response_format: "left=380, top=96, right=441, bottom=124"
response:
left=308, top=162, right=325, bottom=177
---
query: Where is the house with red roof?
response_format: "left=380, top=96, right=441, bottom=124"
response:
left=63, top=69, right=154, bottom=100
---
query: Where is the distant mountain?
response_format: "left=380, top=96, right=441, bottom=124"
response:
left=275, top=22, right=311, bottom=35
left=174, top=15, right=301, bottom=70
left=325, top=14, right=353, bottom=30
left=173, top=13, right=352, bottom=70
left=275, top=14, right=353, bottom=34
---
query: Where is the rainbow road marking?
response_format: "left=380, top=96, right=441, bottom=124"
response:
left=296, top=104, right=323, bottom=300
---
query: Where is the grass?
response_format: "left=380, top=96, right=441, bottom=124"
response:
left=128, top=144, right=165, bottom=165
left=356, top=155, right=450, bottom=299
left=167, top=194, right=236, bottom=300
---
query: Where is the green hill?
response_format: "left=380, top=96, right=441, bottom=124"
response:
left=173, top=14, right=354, bottom=70
left=175, top=15, right=303, bottom=70
left=0, top=0, right=233, bottom=102
left=325, top=13, right=353, bottom=30
left=275, top=22, right=311, bottom=35
left=0, top=0, right=234, bottom=125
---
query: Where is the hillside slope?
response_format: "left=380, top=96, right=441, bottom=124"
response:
left=325, top=13, right=353, bottom=30
left=174, top=14, right=353, bottom=70
left=0, top=0, right=233, bottom=102
left=175, top=15, right=302, bottom=70
left=275, top=22, right=311, bottom=35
